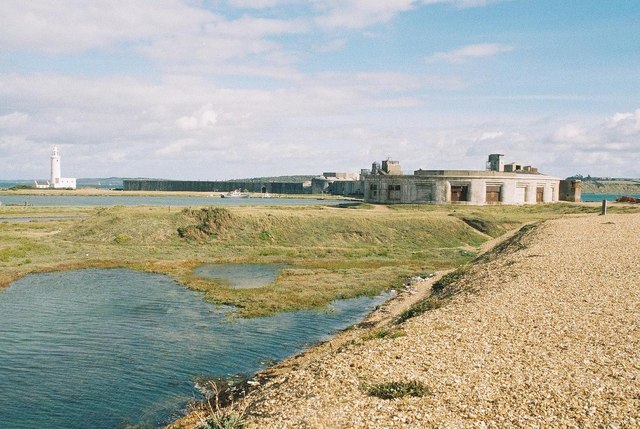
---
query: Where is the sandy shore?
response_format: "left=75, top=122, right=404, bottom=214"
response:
left=181, top=213, right=638, bottom=429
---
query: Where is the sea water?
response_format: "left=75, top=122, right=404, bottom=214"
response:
left=0, top=269, right=391, bottom=428
left=0, top=194, right=343, bottom=207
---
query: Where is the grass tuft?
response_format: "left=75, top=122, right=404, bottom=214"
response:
left=363, top=380, right=431, bottom=400
left=196, top=380, right=249, bottom=429
left=395, top=297, right=443, bottom=324
left=178, top=207, right=233, bottom=240
left=361, top=327, right=406, bottom=341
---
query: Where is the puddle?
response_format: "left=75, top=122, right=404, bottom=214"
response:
left=193, top=263, right=287, bottom=289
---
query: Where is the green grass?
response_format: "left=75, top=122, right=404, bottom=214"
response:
left=361, top=327, right=406, bottom=341
left=363, top=380, right=431, bottom=400
left=1, top=201, right=639, bottom=316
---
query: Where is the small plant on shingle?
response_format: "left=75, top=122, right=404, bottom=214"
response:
left=363, top=380, right=431, bottom=400
left=197, top=381, right=248, bottom=429
left=395, top=297, right=443, bottom=324
left=362, top=328, right=406, bottom=341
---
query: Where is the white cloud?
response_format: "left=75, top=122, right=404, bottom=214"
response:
left=605, top=108, right=640, bottom=135
left=552, top=123, right=589, bottom=143
left=421, top=0, right=505, bottom=8
left=228, top=0, right=298, bottom=8
left=0, top=112, right=29, bottom=128
left=0, top=0, right=212, bottom=54
left=313, top=0, right=504, bottom=29
left=427, top=43, right=514, bottom=64
left=314, top=0, right=414, bottom=29
left=212, top=16, right=308, bottom=38
left=176, top=104, right=219, bottom=131
left=478, top=131, right=504, bottom=141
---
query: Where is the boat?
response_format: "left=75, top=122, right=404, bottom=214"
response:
left=221, top=190, right=250, bottom=198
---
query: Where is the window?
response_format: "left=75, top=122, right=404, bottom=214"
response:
left=450, top=185, right=468, bottom=202
left=388, top=184, right=402, bottom=201
left=486, top=185, right=501, bottom=204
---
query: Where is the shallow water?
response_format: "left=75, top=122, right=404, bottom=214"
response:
left=0, top=194, right=342, bottom=207
left=0, top=269, right=391, bottom=428
left=193, top=263, right=287, bottom=289
left=581, top=193, right=640, bottom=202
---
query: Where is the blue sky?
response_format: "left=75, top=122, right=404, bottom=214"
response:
left=1, top=0, right=639, bottom=180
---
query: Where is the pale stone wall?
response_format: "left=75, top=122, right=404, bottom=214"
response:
left=364, top=171, right=561, bottom=205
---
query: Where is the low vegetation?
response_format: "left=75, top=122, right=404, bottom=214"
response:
left=196, top=381, right=249, bottom=429
left=1, top=199, right=639, bottom=317
left=396, top=220, right=544, bottom=325
left=363, top=380, right=431, bottom=400
left=361, top=327, right=406, bottom=341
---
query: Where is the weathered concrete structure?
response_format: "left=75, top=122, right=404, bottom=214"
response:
left=311, top=172, right=363, bottom=196
left=364, top=154, right=562, bottom=205
left=123, top=179, right=306, bottom=194
left=559, top=179, right=581, bottom=202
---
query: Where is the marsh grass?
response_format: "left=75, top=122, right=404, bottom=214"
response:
left=2, top=201, right=638, bottom=316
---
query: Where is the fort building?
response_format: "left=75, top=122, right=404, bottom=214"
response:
left=124, top=153, right=580, bottom=204
left=363, top=154, right=571, bottom=205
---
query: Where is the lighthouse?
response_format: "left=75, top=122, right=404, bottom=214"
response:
left=48, top=146, right=76, bottom=189
left=51, top=146, right=61, bottom=185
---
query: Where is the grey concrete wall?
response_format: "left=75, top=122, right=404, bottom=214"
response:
left=364, top=172, right=560, bottom=205
left=559, top=180, right=582, bottom=202
left=123, top=179, right=305, bottom=194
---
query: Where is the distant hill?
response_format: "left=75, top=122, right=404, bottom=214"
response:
left=577, top=178, right=640, bottom=194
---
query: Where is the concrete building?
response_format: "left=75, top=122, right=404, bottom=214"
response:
left=311, top=172, right=363, bottom=196
left=123, top=179, right=307, bottom=194
left=364, top=154, right=563, bottom=205
left=559, top=179, right=581, bottom=202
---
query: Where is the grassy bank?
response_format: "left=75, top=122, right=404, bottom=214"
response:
left=580, top=179, right=640, bottom=194
left=1, top=201, right=638, bottom=317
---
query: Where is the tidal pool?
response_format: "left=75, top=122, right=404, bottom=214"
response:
left=193, top=263, right=287, bottom=289
left=0, top=269, right=391, bottom=429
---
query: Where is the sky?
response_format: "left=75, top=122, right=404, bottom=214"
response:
left=1, top=0, right=639, bottom=180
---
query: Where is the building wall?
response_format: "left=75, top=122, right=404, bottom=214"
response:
left=123, top=179, right=305, bottom=194
left=364, top=171, right=561, bottom=205
left=311, top=177, right=364, bottom=196
left=559, top=180, right=581, bottom=202
left=52, top=177, right=76, bottom=189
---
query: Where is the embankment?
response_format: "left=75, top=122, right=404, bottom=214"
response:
left=581, top=179, right=640, bottom=195
left=183, top=213, right=640, bottom=428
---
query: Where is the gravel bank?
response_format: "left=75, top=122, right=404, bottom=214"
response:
left=231, top=214, right=640, bottom=428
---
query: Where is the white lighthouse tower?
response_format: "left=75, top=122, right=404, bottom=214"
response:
left=50, top=146, right=61, bottom=185
left=48, top=146, right=76, bottom=189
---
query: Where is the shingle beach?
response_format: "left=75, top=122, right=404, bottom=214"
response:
left=176, top=213, right=640, bottom=428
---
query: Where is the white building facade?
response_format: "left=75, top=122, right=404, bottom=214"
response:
left=364, top=155, right=560, bottom=205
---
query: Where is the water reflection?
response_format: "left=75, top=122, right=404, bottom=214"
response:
left=193, top=263, right=287, bottom=289
left=0, top=268, right=391, bottom=428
